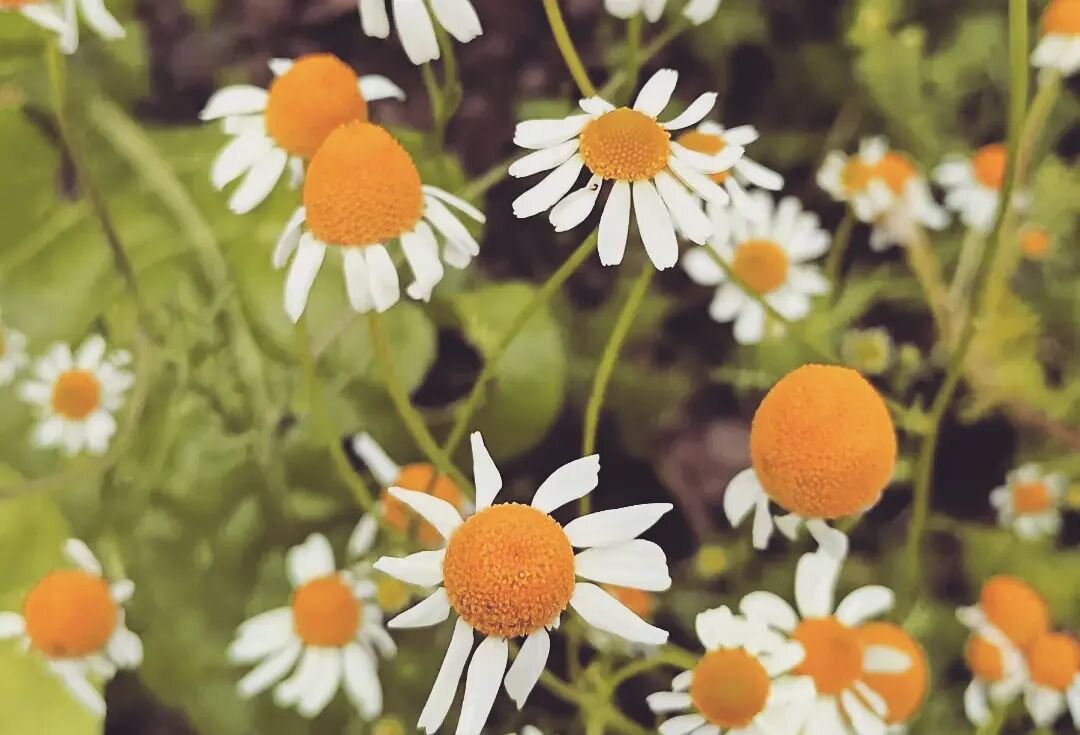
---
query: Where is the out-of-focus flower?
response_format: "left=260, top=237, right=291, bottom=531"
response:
left=961, top=631, right=1027, bottom=726
left=0, top=310, right=28, bottom=385
left=857, top=622, right=929, bottom=730
left=604, top=0, right=723, bottom=27
left=1023, top=632, right=1080, bottom=728
left=934, top=143, right=1029, bottom=234
left=841, top=328, right=895, bottom=377
left=958, top=576, right=1051, bottom=651
left=357, top=0, right=481, bottom=66
left=989, top=464, right=1065, bottom=540
left=676, top=121, right=784, bottom=219
left=1032, top=0, right=1080, bottom=77
left=1, top=0, right=123, bottom=54
left=1019, top=225, right=1052, bottom=261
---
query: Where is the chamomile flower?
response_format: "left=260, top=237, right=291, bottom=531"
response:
left=724, top=364, right=897, bottom=559
left=738, top=552, right=913, bottom=735
left=674, top=121, right=784, bottom=218
left=646, top=605, right=815, bottom=735
left=1023, top=632, right=1080, bottom=727
left=681, top=192, right=830, bottom=345
left=934, top=143, right=1028, bottom=234
left=989, top=464, right=1065, bottom=541
left=1032, top=0, right=1080, bottom=77
left=275, top=122, right=484, bottom=322
left=511, top=69, right=746, bottom=270
left=604, top=0, right=722, bottom=26
left=1, top=0, right=123, bottom=55
left=374, top=432, right=672, bottom=735
left=357, top=0, right=482, bottom=66
left=200, top=54, right=405, bottom=215
left=0, top=311, right=28, bottom=385
left=961, top=631, right=1027, bottom=726
left=17, top=335, right=133, bottom=457
left=228, top=523, right=395, bottom=719
left=857, top=623, right=929, bottom=731
left=957, top=576, right=1051, bottom=653
left=0, top=539, right=141, bottom=715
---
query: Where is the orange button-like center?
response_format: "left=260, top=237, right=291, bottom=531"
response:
left=580, top=108, right=671, bottom=181
left=690, top=648, right=771, bottom=728
left=858, top=622, right=928, bottom=725
left=732, top=239, right=790, bottom=295
left=971, top=144, right=1007, bottom=190
left=291, top=575, right=361, bottom=647
left=442, top=503, right=575, bottom=638
left=676, top=130, right=730, bottom=183
left=23, top=570, right=118, bottom=658
left=1019, top=227, right=1051, bottom=261
left=52, top=370, right=101, bottom=420
left=1043, top=0, right=1080, bottom=35
left=1027, top=633, right=1080, bottom=691
left=979, top=575, right=1049, bottom=650
left=1013, top=480, right=1053, bottom=514
left=792, top=616, right=863, bottom=695
left=383, top=464, right=466, bottom=548
left=965, top=634, right=1006, bottom=683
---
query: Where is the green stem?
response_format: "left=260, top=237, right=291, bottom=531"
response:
left=421, top=63, right=446, bottom=143
left=948, top=228, right=986, bottom=313
left=542, top=0, right=597, bottom=97
left=609, top=645, right=698, bottom=687
left=599, top=19, right=690, bottom=99
left=825, top=208, right=856, bottom=300
left=902, top=225, right=951, bottom=341
left=621, top=14, right=643, bottom=104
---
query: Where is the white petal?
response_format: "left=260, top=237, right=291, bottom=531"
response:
left=503, top=630, right=549, bottom=708
left=351, top=432, right=400, bottom=486
left=682, top=0, right=721, bottom=25
left=455, top=636, right=508, bottom=735
left=654, top=171, right=711, bottom=244
left=695, top=605, right=738, bottom=650
left=671, top=142, right=744, bottom=176
left=563, top=503, right=672, bottom=547
left=389, top=589, right=452, bottom=629
left=229, top=149, right=289, bottom=214
left=386, top=487, right=463, bottom=538
left=106, top=626, right=143, bottom=668
left=735, top=157, right=784, bottom=190
left=569, top=582, right=668, bottom=645
left=343, top=644, right=383, bottom=719
left=509, top=140, right=581, bottom=178
left=709, top=283, right=747, bottom=323
left=52, top=662, right=105, bottom=716
left=284, top=235, right=326, bottom=323
left=794, top=551, right=840, bottom=619
left=841, top=689, right=886, bottom=735
left=740, top=591, right=798, bottom=633
left=682, top=246, right=724, bottom=285
left=633, top=68, right=678, bottom=118
left=733, top=301, right=766, bottom=345
left=343, top=248, right=377, bottom=313
left=672, top=670, right=693, bottom=691
left=374, top=549, right=446, bottom=588
left=512, top=155, right=584, bottom=218
left=514, top=115, right=590, bottom=150
left=863, top=645, right=911, bottom=674
left=579, top=96, right=615, bottom=115
left=471, top=432, right=503, bottom=510
left=228, top=607, right=296, bottom=663
left=287, top=534, right=337, bottom=587
left=854, top=680, right=888, bottom=719
left=359, top=74, right=406, bottom=101
left=359, top=0, right=391, bottom=38
left=647, top=691, right=692, bottom=713
left=393, top=0, right=440, bottom=65
left=63, top=538, right=102, bottom=576
left=668, top=156, right=730, bottom=205
left=78, top=0, right=124, bottom=39
left=723, top=468, right=761, bottom=526
left=835, top=586, right=895, bottom=627
left=75, top=335, right=106, bottom=369
left=293, top=648, right=343, bottom=717
left=659, top=714, right=706, bottom=735
left=598, top=180, right=631, bottom=266
left=0, top=613, right=25, bottom=639
left=200, top=85, right=268, bottom=120
left=804, top=697, right=847, bottom=735
left=20, top=3, right=70, bottom=35
left=365, top=244, right=401, bottom=313
left=550, top=175, right=602, bottom=232
left=574, top=539, right=671, bottom=591
left=418, top=619, right=474, bottom=733
left=964, top=680, right=990, bottom=725
left=273, top=207, right=306, bottom=269
left=806, top=519, right=849, bottom=560
left=761, top=641, right=805, bottom=675
left=531, top=454, right=600, bottom=513
left=237, top=639, right=301, bottom=698
left=349, top=514, right=379, bottom=557
left=663, top=93, right=717, bottom=131
left=429, top=0, right=483, bottom=43
left=633, top=179, right=679, bottom=270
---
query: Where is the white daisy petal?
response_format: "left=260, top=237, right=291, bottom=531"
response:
left=835, top=586, right=895, bottom=626
left=430, top=0, right=483, bottom=44
left=513, top=156, right=584, bottom=219
left=569, top=582, right=668, bottom=645
left=663, top=93, right=718, bottom=131
left=794, top=551, right=840, bottom=619
left=740, top=591, right=798, bottom=633
left=761, top=641, right=805, bottom=675
left=365, top=244, right=401, bottom=313
left=418, top=619, right=474, bottom=733
left=343, top=248, right=377, bottom=313
left=654, top=171, right=711, bottom=244
left=647, top=691, right=693, bottom=713
left=598, top=180, right=632, bottom=266
left=228, top=149, right=289, bottom=214
left=374, top=549, right=446, bottom=588
left=806, top=519, right=850, bottom=560
left=863, top=645, right=911, bottom=674
left=78, top=0, right=125, bottom=39
left=0, top=613, right=25, bottom=639
left=455, top=636, right=508, bottom=735
left=633, top=68, right=678, bottom=118
left=393, top=0, right=440, bottom=65
left=106, top=627, right=143, bottom=668
left=52, top=662, right=105, bottom=716
left=200, top=85, right=269, bottom=120
left=733, top=301, right=766, bottom=344
left=359, top=74, right=406, bottom=101
left=287, top=534, right=336, bottom=587
left=563, top=503, right=672, bottom=547
left=633, top=179, right=679, bottom=270
left=503, top=629, right=550, bottom=708
left=386, top=487, right=463, bottom=538
left=735, top=157, right=784, bottom=190
left=514, top=116, right=591, bottom=150
left=471, top=432, right=503, bottom=510
left=388, top=589, right=452, bottom=629
left=531, top=454, right=601, bottom=514
left=574, top=539, right=671, bottom=591
left=659, top=714, right=706, bottom=735
left=63, top=538, right=102, bottom=576
left=509, top=140, right=581, bottom=178
left=237, top=639, right=302, bottom=698
left=284, top=235, right=326, bottom=323
left=359, top=0, right=391, bottom=38
left=273, top=207, right=306, bottom=269
left=399, top=224, right=443, bottom=303
left=550, top=175, right=603, bottom=232
left=343, top=643, right=383, bottom=719
left=348, top=514, right=379, bottom=558
left=841, top=688, right=886, bottom=735
left=723, top=468, right=761, bottom=526
left=668, top=156, right=730, bottom=205
left=672, top=670, right=693, bottom=691
left=695, top=605, right=738, bottom=650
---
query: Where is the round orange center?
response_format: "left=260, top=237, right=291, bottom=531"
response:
left=689, top=648, right=772, bottom=728
left=858, top=623, right=928, bottom=725
left=676, top=130, right=730, bottom=183
left=1027, top=633, right=1080, bottom=691
left=965, top=634, right=1006, bottom=682
left=264, top=54, right=369, bottom=159
left=291, top=575, right=361, bottom=647
left=792, top=617, right=863, bottom=695
left=971, top=144, right=1007, bottom=190
left=1019, top=227, right=1051, bottom=260
left=750, top=364, right=897, bottom=519
left=979, top=576, right=1049, bottom=649
left=1013, top=480, right=1054, bottom=514
left=602, top=585, right=655, bottom=620
left=23, top=570, right=117, bottom=658
left=731, top=239, right=789, bottom=294
left=383, top=464, right=466, bottom=548
left=842, top=158, right=877, bottom=194
left=51, top=370, right=101, bottom=420
left=442, top=503, right=576, bottom=638
left=303, top=122, right=423, bottom=246
left=579, top=108, right=671, bottom=181
left=877, top=152, right=918, bottom=195
left=1043, top=0, right=1080, bottom=35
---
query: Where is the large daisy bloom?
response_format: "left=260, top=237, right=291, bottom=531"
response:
left=1032, top=0, right=1080, bottom=77
left=511, top=69, right=745, bottom=271
left=989, top=464, right=1065, bottom=540
left=674, top=122, right=784, bottom=218
left=0, top=539, right=142, bottom=715
left=199, top=54, right=405, bottom=215
left=357, top=0, right=482, bottom=66
left=1, top=0, right=123, bottom=55
left=960, top=631, right=1028, bottom=726
left=0, top=311, right=29, bottom=385
left=604, top=0, right=722, bottom=26
left=17, top=335, right=134, bottom=456
left=682, top=191, right=830, bottom=345
left=275, top=121, right=483, bottom=322
left=646, top=605, right=816, bottom=735
left=738, top=552, right=913, bottom=735
left=856, top=623, right=929, bottom=731
left=724, top=364, right=897, bottom=559
left=934, top=143, right=1029, bottom=234
left=374, top=432, right=672, bottom=735
left=1023, top=632, right=1080, bottom=728
left=228, top=521, right=396, bottom=719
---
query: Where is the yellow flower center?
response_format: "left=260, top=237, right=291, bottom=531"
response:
left=442, top=503, right=576, bottom=638
left=1027, top=633, right=1080, bottom=691
left=1043, top=0, right=1080, bottom=35
left=971, top=144, right=1007, bottom=190
left=23, top=570, right=118, bottom=658
left=857, top=623, right=928, bottom=725
left=579, top=108, right=671, bottom=181
left=1013, top=480, right=1054, bottom=514
left=602, top=585, right=655, bottom=620
left=978, top=576, right=1049, bottom=649
left=792, top=616, right=863, bottom=695
left=291, top=575, right=361, bottom=647
left=52, top=369, right=101, bottom=420
left=1019, top=227, right=1051, bottom=260
left=731, top=239, right=789, bottom=295
left=676, top=130, right=730, bottom=183
left=303, top=122, right=424, bottom=246
left=264, top=53, right=369, bottom=159
left=876, top=152, right=918, bottom=195
left=689, top=648, right=771, bottom=728
left=965, top=634, right=1006, bottom=683
left=382, top=464, right=466, bottom=548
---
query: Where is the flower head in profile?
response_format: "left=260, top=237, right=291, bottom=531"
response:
left=512, top=69, right=747, bottom=270
left=18, top=335, right=133, bottom=456
left=1023, top=631, right=1080, bottom=728
left=228, top=519, right=395, bottom=719
left=647, top=605, right=815, bottom=735
left=604, top=0, right=722, bottom=26
left=675, top=122, right=784, bottom=217
left=682, top=192, right=830, bottom=345
left=275, top=122, right=484, bottom=322
left=961, top=631, right=1028, bottom=726
left=357, top=0, right=482, bottom=65
left=856, top=622, right=929, bottom=730
left=934, top=143, right=1029, bottom=233
left=989, top=464, right=1065, bottom=540
left=374, top=432, right=672, bottom=735
left=1, top=0, right=123, bottom=54
left=724, top=364, right=897, bottom=559
left=0, top=310, right=29, bottom=385
left=1032, top=0, right=1080, bottom=77
left=0, top=539, right=141, bottom=715
left=199, top=54, right=405, bottom=214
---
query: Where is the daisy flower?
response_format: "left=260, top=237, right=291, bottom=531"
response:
left=724, top=364, right=897, bottom=559
left=275, top=121, right=484, bottom=322
left=934, top=143, right=1028, bottom=234
left=374, top=432, right=672, bottom=735
left=856, top=623, right=929, bottom=731
left=957, top=576, right=1050, bottom=653
left=228, top=521, right=396, bottom=719
left=0, top=539, right=141, bottom=715
left=681, top=191, right=830, bottom=345
left=1023, top=631, right=1080, bottom=728
left=738, top=552, right=913, bottom=735
left=511, top=68, right=746, bottom=270
left=989, top=464, right=1065, bottom=540
left=604, top=0, right=722, bottom=26
left=1, top=0, right=123, bottom=55
left=674, top=121, right=784, bottom=218
left=961, top=631, right=1028, bottom=726
left=1032, top=0, right=1080, bottom=77
left=0, top=311, right=29, bottom=385
left=646, top=605, right=816, bottom=735
left=357, top=0, right=482, bottom=66
left=17, top=335, right=134, bottom=456
left=199, top=53, right=405, bottom=215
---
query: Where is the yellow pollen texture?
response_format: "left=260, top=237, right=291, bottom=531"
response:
left=442, top=503, right=575, bottom=639
left=1012, top=480, right=1053, bottom=514
left=732, top=239, right=790, bottom=294
left=858, top=623, right=928, bottom=724
left=579, top=108, right=671, bottom=181
left=23, top=570, right=117, bottom=658
left=1027, top=633, right=1080, bottom=691
left=979, top=576, right=1049, bottom=649
left=1019, top=227, right=1051, bottom=260
left=690, top=648, right=771, bottom=728
left=291, top=575, right=361, bottom=647
left=749, top=364, right=897, bottom=519
left=676, top=131, right=730, bottom=183
left=1043, top=0, right=1080, bottom=35
left=303, top=122, right=423, bottom=246
left=383, top=464, right=465, bottom=548
left=965, top=634, right=1005, bottom=682
left=52, top=370, right=101, bottom=420
left=971, top=144, right=1007, bottom=190
left=264, top=53, right=368, bottom=159
left=792, top=617, right=863, bottom=695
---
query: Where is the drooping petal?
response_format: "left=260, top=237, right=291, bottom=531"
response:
left=835, top=586, right=895, bottom=627
left=503, top=629, right=550, bottom=708
left=598, top=180, right=632, bottom=266
left=343, top=643, right=383, bottom=719
left=794, top=551, right=840, bottom=619
left=418, top=619, right=474, bottom=733
left=633, top=179, right=679, bottom=270
left=388, top=589, right=453, bottom=629
left=386, top=487, right=463, bottom=538
left=574, top=539, right=671, bottom=591
left=569, top=582, right=668, bottom=645
left=739, top=591, right=798, bottom=633
left=393, top=0, right=440, bottom=65
left=531, top=455, right=600, bottom=514
left=455, top=636, right=508, bottom=735
left=562, top=503, right=672, bottom=548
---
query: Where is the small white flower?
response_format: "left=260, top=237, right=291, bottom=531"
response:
left=1022, top=632, right=1080, bottom=729
left=0, top=312, right=29, bottom=385
left=2, top=0, right=124, bottom=55
left=679, top=121, right=784, bottom=219
left=989, top=464, right=1065, bottom=540
left=357, top=0, right=482, bottom=66
left=604, top=0, right=722, bottom=25
left=959, top=630, right=1028, bottom=727
left=1032, top=0, right=1080, bottom=77
left=934, top=143, right=1028, bottom=234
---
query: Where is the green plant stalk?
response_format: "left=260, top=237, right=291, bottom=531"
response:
left=948, top=227, right=986, bottom=312
left=902, top=225, right=951, bottom=341
left=421, top=63, right=446, bottom=143
left=621, top=14, right=643, bottom=104
left=542, top=0, right=597, bottom=97
left=599, top=19, right=691, bottom=99
left=825, top=208, right=856, bottom=300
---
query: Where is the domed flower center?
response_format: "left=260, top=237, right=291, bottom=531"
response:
left=857, top=622, right=928, bottom=725
left=1027, top=633, right=1080, bottom=691
left=23, top=570, right=117, bottom=658
left=979, top=576, right=1049, bottom=649
left=732, top=239, right=789, bottom=294
left=841, top=158, right=877, bottom=194
left=383, top=464, right=465, bottom=548
left=750, top=364, right=897, bottom=519
left=303, top=122, right=424, bottom=246
left=689, top=648, right=771, bottom=728
left=972, top=144, right=1007, bottom=190
left=965, top=634, right=1006, bottom=683
left=291, top=575, right=361, bottom=647
left=1012, top=480, right=1053, bottom=514
left=264, top=53, right=369, bottom=159
left=52, top=369, right=101, bottom=420
left=1043, top=0, right=1080, bottom=35
left=676, top=130, right=730, bottom=183
left=792, top=617, right=863, bottom=695
left=877, top=152, right=918, bottom=196
left=602, top=585, right=655, bottom=620
left=579, top=108, right=671, bottom=181
left=442, top=503, right=576, bottom=638
left=1019, top=227, right=1050, bottom=260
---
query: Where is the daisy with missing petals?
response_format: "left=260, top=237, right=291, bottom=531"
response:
left=1023, top=632, right=1080, bottom=728
left=1, top=0, right=123, bottom=55
left=604, top=0, right=722, bottom=26
left=0, top=311, right=29, bottom=385
left=228, top=521, right=395, bottom=719
left=0, top=539, right=141, bottom=715
left=374, top=432, right=672, bottom=735
left=674, top=122, right=784, bottom=218
left=200, top=53, right=405, bottom=215
left=276, top=121, right=483, bottom=322
left=17, top=335, right=134, bottom=456
left=511, top=69, right=744, bottom=270
left=647, top=605, right=816, bottom=735
left=739, top=552, right=913, bottom=735
left=989, top=464, right=1066, bottom=540
left=934, top=143, right=1029, bottom=234
left=1032, top=0, right=1080, bottom=77
left=724, top=364, right=897, bottom=559
left=357, top=0, right=482, bottom=66
left=682, top=192, right=830, bottom=345
left=960, top=631, right=1028, bottom=726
